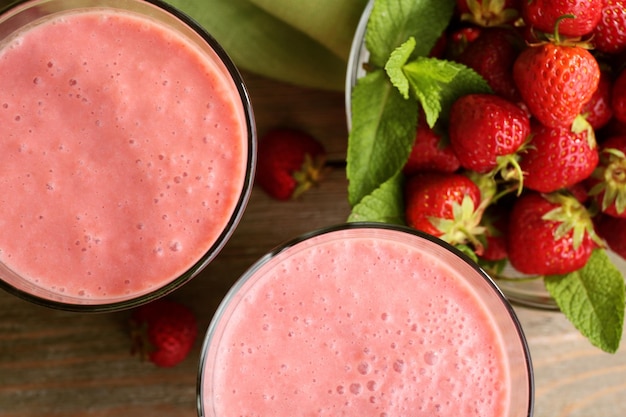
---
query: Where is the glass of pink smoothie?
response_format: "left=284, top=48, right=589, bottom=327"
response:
left=198, top=223, right=534, bottom=417
left=0, top=0, right=255, bottom=311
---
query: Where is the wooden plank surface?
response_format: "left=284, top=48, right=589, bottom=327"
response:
left=1, top=71, right=625, bottom=417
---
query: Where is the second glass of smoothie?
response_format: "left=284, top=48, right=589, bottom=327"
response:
left=0, top=0, right=256, bottom=311
left=198, top=223, right=534, bottom=417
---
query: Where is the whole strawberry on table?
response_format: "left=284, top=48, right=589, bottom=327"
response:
left=130, top=299, right=198, bottom=367
left=347, top=0, right=626, bottom=353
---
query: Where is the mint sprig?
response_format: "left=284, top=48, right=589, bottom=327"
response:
left=347, top=0, right=489, bottom=210
left=365, top=0, right=455, bottom=68
left=386, top=40, right=492, bottom=128
left=346, top=0, right=626, bottom=354
left=348, top=172, right=405, bottom=224
left=347, top=69, right=418, bottom=207
left=545, top=249, right=625, bottom=353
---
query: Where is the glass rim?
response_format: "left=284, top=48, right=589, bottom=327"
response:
left=196, top=221, right=534, bottom=417
left=0, top=0, right=257, bottom=313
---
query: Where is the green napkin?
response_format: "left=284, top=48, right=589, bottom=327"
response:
left=166, top=0, right=369, bottom=91
left=0, top=0, right=368, bottom=90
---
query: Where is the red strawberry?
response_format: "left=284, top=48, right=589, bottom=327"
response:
left=444, top=26, right=482, bottom=60
left=522, top=0, right=604, bottom=37
left=507, top=191, right=600, bottom=275
left=130, top=299, right=198, bottom=367
left=611, top=69, right=626, bottom=124
left=581, top=70, right=614, bottom=130
left=403, top=116, right=460, bottom=175
left=520, top=121, right=599, bottom=193
left=404, top=172, right=486, bottom=251
left=448, top=94, right=530, bottom=177
left=256, top=128, right=326, bottom=200
left=456, top=0, right=521, bottom=27
left=587, top=135, right=626, bottom=217
left=456, top=28, right=523, bottom=103
left=591, top=0, right=626, bottom=54
left=513, top=41, right=600, bottom=129
left=595, top=213, right=626, bottom=259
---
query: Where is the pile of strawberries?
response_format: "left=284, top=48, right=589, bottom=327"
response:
left=404, top=0, right=626, bottom=276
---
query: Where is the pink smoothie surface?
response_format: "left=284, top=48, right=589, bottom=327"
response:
left=202, top=228, right=513, bottom=417
left=0, top=8, right=249, bottom=300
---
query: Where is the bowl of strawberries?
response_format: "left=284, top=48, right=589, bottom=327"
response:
left=345, top=0, right=626, bottom=353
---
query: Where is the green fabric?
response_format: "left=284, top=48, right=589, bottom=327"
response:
left=166, top=0, right=369, bottom=91
left=0, top=0, right=369, bottom=91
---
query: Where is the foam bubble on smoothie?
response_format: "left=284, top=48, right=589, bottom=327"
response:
left=0, top=8, right=248, bottom=300
left=209, top=236, right=509, bottom=417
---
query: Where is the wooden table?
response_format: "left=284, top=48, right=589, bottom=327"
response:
left=1, top=71, right=625, bottom=417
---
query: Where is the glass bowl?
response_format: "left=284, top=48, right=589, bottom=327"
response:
left=0, top=0, right=256, bottom=312
left=343, top=0, right=626, bottom=310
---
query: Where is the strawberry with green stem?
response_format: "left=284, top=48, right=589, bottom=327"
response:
left=404, top=172, right=489, bottom=255
left=130, top=299, right=198, bottom=368
left=520, top=120, right=599, bottom=193
left=522, top=0, right=604, bottom=37
left=256, top=128, right=327, bottom=200
left=588, top=135, right=626, bottom=217
left=512, top=16, right=601, bottom=130
left=456, top=0, right=521, bottom=27
left=507, top=191, right=603, bottom=275
left=448, top=93, right=530, bottom=192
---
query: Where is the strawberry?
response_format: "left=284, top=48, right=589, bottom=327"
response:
left=522, top=0, right=604, bottom=37
left=591, top=0, right=626, bottom=54
left=130, top=299, right=198, bottom=367
left=581, top=70, right=614, bottom=130
left=448, top=93, right=530, bottom=178
left=256, top=128, right=326, bottom=200
left=404, top=172, right=486, bottom=251
left=403, top=115, right=460, bottom=175
left=456, top=0, right=521, bottom=27
left=444, top=26, right=482, bottom=60
left=507, top=191, right=600, bottom=275
left=587, top=135, right=626, bottom=217
left=512, top=40, right=600, bottom=129
left=456, top=28, right=523, bottom=103
left=520, top=120, right=599, bottom=193
left=595, top=213, right=626, bottom=259
left=612, top=68, right=626, bottom=124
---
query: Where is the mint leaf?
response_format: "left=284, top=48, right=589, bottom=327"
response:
left=347, top=69, right=418, bottom=206
left=385, top=37, right=416, bottom=99
left=405, top=58, right=492, bottom=127
left=545, top=249, right=625, bottom=353
left=366, top=0, right=456, bottom=68
left=348, top=173, right=405, bottom=224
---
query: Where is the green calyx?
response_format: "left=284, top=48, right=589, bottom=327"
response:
left=542, top=192, right=604, bottom=250
left=589, top=147, right=626, bottom=215
left=429, top=193, right=488, bottom=255
left=291, top=153, right=328, bottom=200
left=460, top=0, right=519, bottom=27
left=530, top=14, right=595, bottom=49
